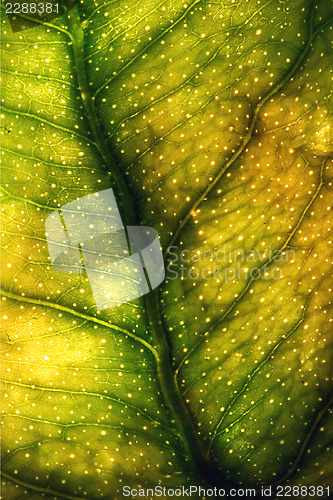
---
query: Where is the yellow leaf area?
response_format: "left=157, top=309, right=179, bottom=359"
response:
left=1, top=0, right=333, bottom=499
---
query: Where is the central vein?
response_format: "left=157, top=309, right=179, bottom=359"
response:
left=66, top=2, right=217, bottom=484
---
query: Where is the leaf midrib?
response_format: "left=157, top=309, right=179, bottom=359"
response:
left=66, top=0, right=332, bottom=487
left=3, top=2, right=332, bottom=494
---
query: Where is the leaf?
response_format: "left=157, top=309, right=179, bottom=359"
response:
left=1, top=0, right=333, bottom=498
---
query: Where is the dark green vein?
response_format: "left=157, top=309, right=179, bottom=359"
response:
left=209, top=277, right=323, bottom=450
left=146, top=2, right=332, bottom=483
left=105, top=0, right=274, bottom=142
left=1, top=67, right=76, bottom=87
left=145, top=289, right=235, bottom=488
left=0, top=471, right=87, bottom=500
left=1, top=105, right=92, bottom=144
left=269, top=394, right=333, bottom=486
left=92, top=0, right=202, bottom=100
left=65, top=0, right=219, bottom=484
left=66, top=5, right=135, bottom=225
left=1, top=187, right=57, bottom=210
left=2, top=414, right=185, bottom=454
left=0, top=288, right=157, bottom=357
left=165, top=5, right=332, bottom=252
left=2, top=380, right=175, bottom=433
left=176, top=159, right=325, bottom=373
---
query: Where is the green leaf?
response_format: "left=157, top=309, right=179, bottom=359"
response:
left=1, top=0, right=333, bottom=498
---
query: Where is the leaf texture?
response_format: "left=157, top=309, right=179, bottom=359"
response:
left=1, top=0, right=333, bottom=498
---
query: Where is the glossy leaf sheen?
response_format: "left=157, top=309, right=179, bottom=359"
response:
left=1, top=0, right=333, bottom=499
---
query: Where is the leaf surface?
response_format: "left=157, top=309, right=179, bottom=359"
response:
left=1, top=0, right=333, bottom=498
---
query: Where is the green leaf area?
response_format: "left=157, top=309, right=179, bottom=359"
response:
left=1, top=0, right=333, bottom=498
